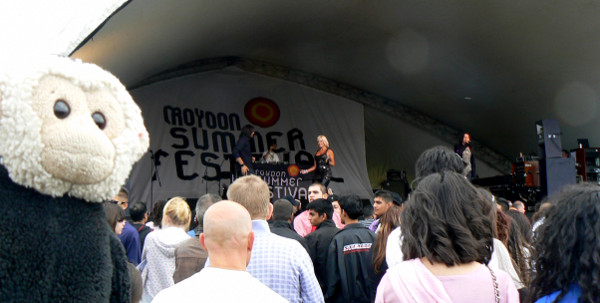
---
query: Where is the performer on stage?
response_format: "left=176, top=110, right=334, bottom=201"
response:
left=300, top=135, right=335, bottom=186
left=455, top=132, right=477, bottom=180
left=262, top=142, right=280, bottom=163
left=233, top=124, right=255, bottom=177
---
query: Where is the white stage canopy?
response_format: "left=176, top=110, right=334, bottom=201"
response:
left=128, top=67, right=373, bottom=205
left=0, top=0, right=125, bottom=56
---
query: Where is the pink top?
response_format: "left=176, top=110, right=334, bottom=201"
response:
left=293, top=210, right=343, bottom=237
left=375, top=258, right=519, bottom=303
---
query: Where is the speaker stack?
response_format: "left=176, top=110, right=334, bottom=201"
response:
left=381, top=169, right=410, bottom=200
left=535, top=120, right=576, bottom=197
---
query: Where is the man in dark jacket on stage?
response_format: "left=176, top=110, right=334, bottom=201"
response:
left=304, top=198, right=339, bottom=292
left=325, top=195, right=376, bottom=303
left=232, top=125, right=255, bottom=178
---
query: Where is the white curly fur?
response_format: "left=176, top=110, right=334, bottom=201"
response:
left=0, top=55, right=149, bottom=202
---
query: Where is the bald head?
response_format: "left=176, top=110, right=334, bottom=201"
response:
left=201, top=201, right=254, bottom=270
left=203, top=201, right=252, bottom=246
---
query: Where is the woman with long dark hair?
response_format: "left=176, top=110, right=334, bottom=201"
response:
left=371, top=203, right=403, bottom=286
left=528, top=183, right=600, bottom=303
left=455, top=132, right=476, bottom=180
left=506, top=210, right=532, bottom=287
left=300, top=135, right=335, bottom=186
left=104, top=202, right=143, bottom=303
left=375, top=171, right=518, bottom=302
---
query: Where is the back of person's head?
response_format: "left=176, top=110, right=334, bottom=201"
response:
left=103, top=202, right=125, bottom=233
left=306, top=198, right=334, bottom=219
left=272, top=199, right=294, bottom=221
left=162, top=197, right=192, bottom=229
left=338, top=194, right=363, bottom=220
left=414, top=146, right=464, bottom=178
left=202, top=201, right=253, bottom=257
left=117, top=187, right=129, bottom=201
left=475, top=187, right=494, bottom=203
left=240, top=124, right=255, bottom=138
left=196, top=193, right=222, bottom=226
left=506, top=210, right=531, bottom=286
left=129, top=202, right=147, bottom=222
left=506, top=210, right=532, bottom=243
left=474, top=188, right=503, bottom=240
left=362, top=200, right=374, bottom=219
left=495, top=208, right=511, bottom=246
left=227, top=175, right=270, bottom=219
left=380, top=204, right=403, bottom=233
left=532, top=200, right=552, bottom=224
left=529, top=183, right=600, bottom=303
left=512, top=200, right=525, bottom=211
left=401, top=171, right=494, bottom=266
left=150, top=199, right=167, bottom=228
left=496, top=197, right=510, bottom=212
left=374, top=189, right=394, bottom=203
left=128, top=262, right=143, bottom=303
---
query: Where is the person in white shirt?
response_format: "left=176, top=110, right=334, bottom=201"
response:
left=262, top=142, right=280, bottom=163
left=152, top=201, right=286, bottom=302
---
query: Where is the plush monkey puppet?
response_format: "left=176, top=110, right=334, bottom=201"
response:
left=0, top=55, right=149, bottom=302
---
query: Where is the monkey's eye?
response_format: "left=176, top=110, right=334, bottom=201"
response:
left=54, top=100, right=70, bottom=119
left=92, top=112, right=106, bottom=130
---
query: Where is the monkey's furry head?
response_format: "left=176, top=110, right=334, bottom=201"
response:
left=0, top=55, right=149, bottom=202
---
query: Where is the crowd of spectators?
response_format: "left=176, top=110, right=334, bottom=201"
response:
left=108, top=144, right=598, bottom=303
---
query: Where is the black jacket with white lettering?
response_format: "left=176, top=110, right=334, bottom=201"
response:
left=324, top=223, right=377, bottom=303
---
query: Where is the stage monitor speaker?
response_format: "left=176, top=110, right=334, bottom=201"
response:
left=382, top=180, right=410, bottom=200
left=539, top=157, right=576, bottom=197
left=386, top=169, right=405, bottom=182
left=536, top=120, right=562, bottom=158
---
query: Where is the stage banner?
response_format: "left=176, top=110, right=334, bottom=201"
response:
left=127, top=67, right=372, bottom=207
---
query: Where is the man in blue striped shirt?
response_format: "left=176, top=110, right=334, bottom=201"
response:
left=227, top=175, right=324, bottom=303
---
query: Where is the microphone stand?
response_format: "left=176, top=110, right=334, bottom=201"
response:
left=150, top=149, right=162, bottom=209
left=218, top=157, right=226, bottom=197
left=203, top=158, right=209, bottom=194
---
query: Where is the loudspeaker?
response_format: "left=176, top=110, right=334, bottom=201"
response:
left=536, top=120, right=562, bottom=158
left=386, top=169, right=405, bottom=182
left=523, top=161, right=540, bottom=187
left=539, top=157, right=576, bottom=197
left=382, top=180, right=410, bottom=200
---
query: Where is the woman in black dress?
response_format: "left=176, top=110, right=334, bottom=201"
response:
left=301, top=135, right=335, bottom=186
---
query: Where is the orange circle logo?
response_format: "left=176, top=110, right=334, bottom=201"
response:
left=288, top=164, right=300, bottom=177
left=244, top=97, right=280, bottom=128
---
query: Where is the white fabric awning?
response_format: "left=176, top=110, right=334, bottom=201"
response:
left=0, top=0, right=126, bottom=56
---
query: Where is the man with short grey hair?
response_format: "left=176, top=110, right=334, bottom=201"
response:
left=227, top=175, right=324, bottom=303
left=172, top=193, right=222, bottom=283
